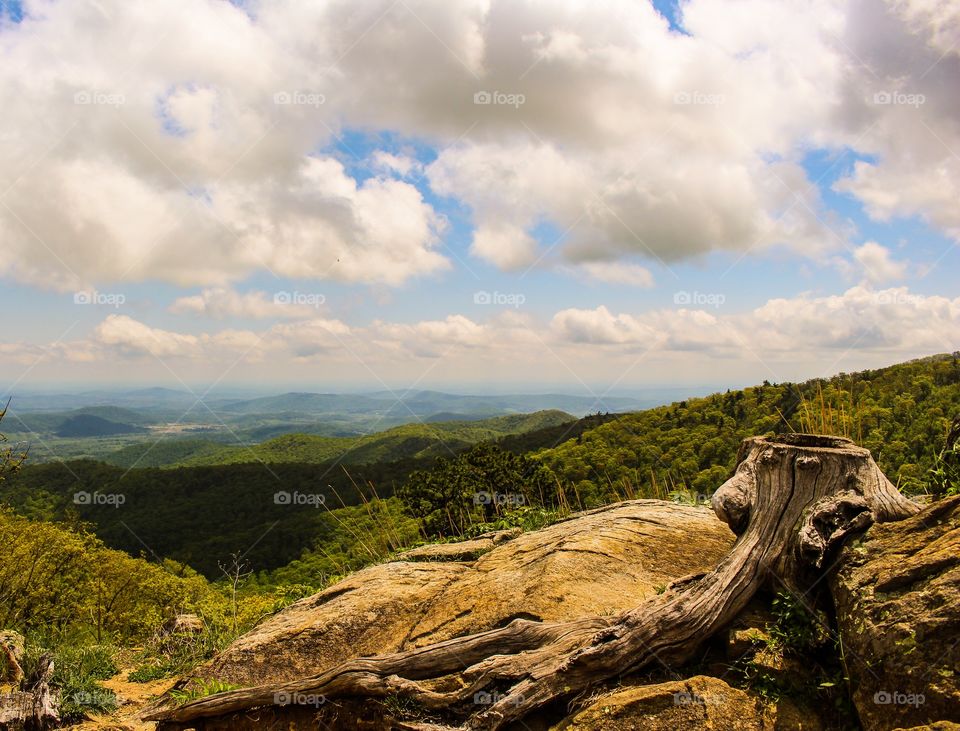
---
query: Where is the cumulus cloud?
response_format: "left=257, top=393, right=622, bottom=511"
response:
left=95, top=315, right=203, bottom=358
left=0, top=0, right=955, bottom=293
left=574, top=262, right=655, bottom=287
left=2, top=286, right=956, bottom=387
left=851, top=241, right=909, bottom=284
left=548, top=286, right=960, bottom=356
left=551, top=306, right=658, bottom=346
left=1, top=0, right=958, bottom=390
left=830, top=0, right=960, bottom=242
left=0, top=0, right=448, bottom=291
left=169, top=288, right=322, bottom=319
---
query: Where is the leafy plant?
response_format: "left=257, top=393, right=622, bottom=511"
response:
left=170, top=678, right=241, bottom=704
left=19, top=637, right=119, bottom=721
left=769, top=592, right=830, bottom=653
left=466, top=505, right=566, bottom=536
left=928, top=416, right=960, bottom=497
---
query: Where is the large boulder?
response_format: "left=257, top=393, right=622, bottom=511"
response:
left=831, top=495, right=960, bottom=731
left=199, top=500, right=735, bottom=687
left=554, top=675, right=821, bottom=731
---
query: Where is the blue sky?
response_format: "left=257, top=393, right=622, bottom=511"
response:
left=0, top=0, right=957, bottom=390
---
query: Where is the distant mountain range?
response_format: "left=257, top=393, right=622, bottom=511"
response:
left=0, top=386, right=713, bottom=465
left=3, top=387, right=702, bottom=419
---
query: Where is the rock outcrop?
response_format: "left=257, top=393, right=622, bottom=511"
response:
left=554, top=675, right=822, bottom=731
left=831, top=495, right=960, bottom=730
left=197, top=500, right=735, bottom=687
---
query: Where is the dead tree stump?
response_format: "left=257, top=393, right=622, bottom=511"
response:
left=149, top=434, right=920, bottom=731
left=0, top=652, right=58, bottom=730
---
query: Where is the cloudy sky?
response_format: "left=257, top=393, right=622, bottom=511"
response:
left=0, top=0, right=958, bottom=392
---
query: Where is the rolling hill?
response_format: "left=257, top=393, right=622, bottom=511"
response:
left=4, top=405, right=154, bottom=434
left=55, top=414, right=149, bottom=437
left=0, top=409, right=612, bottom=576
left=103, top=409, right=576, bottom=469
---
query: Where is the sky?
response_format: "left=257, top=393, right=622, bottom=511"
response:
left=0, top=0, right=958, bottom=392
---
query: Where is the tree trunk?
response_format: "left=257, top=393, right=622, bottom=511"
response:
left=148, top=434, right=920, bottom=731
left=0, top=652, right=58, bottom=730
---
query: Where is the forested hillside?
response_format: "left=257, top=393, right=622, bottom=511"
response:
left=0, top=410, right=595, bottom=577
left=535, top=353, right=960, bottom=504
left=101, top=409, right=574, bottom=469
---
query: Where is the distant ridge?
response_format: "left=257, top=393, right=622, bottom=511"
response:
left=55, top=414, right=147, bottom=438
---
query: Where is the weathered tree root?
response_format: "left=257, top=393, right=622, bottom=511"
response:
left=148, top=434, right=919, bottom=730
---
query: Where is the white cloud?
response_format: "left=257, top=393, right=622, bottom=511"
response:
left=575, top=262, right=654, bottom=287
left=830, top=0, right=960, bottom=242
left=2, top=286, right=956, bottom=387
left=169, top=288, right=321, bottom=320
left=550, top=286, right=960, bottom=356
left=0, top=0, right=956, bottom=291
left=551, top=306, right=658, bottom=345
left=95, top=315, right=203, bottom=358
left=371, top=315, right=489, bottom=357
left=370, top=151, right=421, bottom=178
left=852, top=241, right=909, bottom=284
